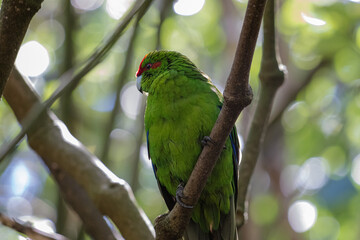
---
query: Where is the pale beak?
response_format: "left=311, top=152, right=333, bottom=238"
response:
left=136, top=75, right=142, bottom=93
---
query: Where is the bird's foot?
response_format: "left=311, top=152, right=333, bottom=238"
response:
left=176, top=183, right=194, bottom=209
left=201, top=136, right=227, bottom=149
left=201, top=136, right=215, bottom=147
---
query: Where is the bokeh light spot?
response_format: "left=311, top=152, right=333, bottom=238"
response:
left=106, top=0, right=134, bottom=20
left=298, top=157, right=328, bottom=191
left=173, top=0, right=205, bottom=16
left=10, top=164, right=29, bottom=196
left=282, top=101, right=309, bottom=132
left=288, top=200, right=317, bottom=233
left=16, top=41, right=50, bottom=77
left=71, top=0, right=103, bottom=11
left=301, top=12, right=326, bottom=26
left=351, top=154, right=360, bottom=185
left=20, top=216, right=56, bottom=234
left=120, top=82, right=144, bottom=120
left=280, top=165, right=301, bottom=197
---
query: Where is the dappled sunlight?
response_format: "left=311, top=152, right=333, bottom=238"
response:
left=15, top=41, right=50, bottom=77
left=36, top=20, right=65, bottom=50
left=173, top=0, right=205, bottom=16
left=106, top=0, right=134, bottom=20
left=19, top=216, right=56, bottom=234
left=10, top=164, right=30, bottom=196
left=350, top=154, right=360, bottom=185
left=71, top=0, right=103, bottom=11
left=93, top=158, right=126, bottom=185
left=301, top=12, right=326, bottom=26
left=280, top=165, right=301, bottom=197
left=288, top=200, right=317, bottom=233
left=56, top=120, right=81, bottom=147
left=280, top=158, right=329, bottom=196
left=120, top=82, right=144, bottom=120
left=140, top=144, right=152, bottom=168
left=297, top=157, right=329, bottom=191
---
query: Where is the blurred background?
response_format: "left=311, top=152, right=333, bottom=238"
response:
left=0, top=0, right=360, bottom=239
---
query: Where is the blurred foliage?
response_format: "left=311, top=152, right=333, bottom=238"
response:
left=0, top=0, right=359, bottom=239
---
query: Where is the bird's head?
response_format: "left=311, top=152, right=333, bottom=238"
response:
left=135, top=50, right=199, bottom=94
left=135, top=51, right=169, bottom=94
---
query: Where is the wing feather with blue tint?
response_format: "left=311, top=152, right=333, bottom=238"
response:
left=218, top=104, right=240, bottom=205
left=229, top=126, right=240, bottom=204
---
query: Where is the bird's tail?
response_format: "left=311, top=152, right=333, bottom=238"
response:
left=183, top=219, right=211, bottom=240
left=183, top=196, right=238, bottom=240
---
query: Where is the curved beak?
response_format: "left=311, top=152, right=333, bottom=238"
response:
left=136, top=75, right=143, bottom=93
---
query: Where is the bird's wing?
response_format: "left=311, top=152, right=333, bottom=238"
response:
left=218, top=103, right=240, bottom=206
left=229, top=125, right=240, bottom=206
left=147, top=130, right=176, bottom=210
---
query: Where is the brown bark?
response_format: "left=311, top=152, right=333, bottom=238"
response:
left=237, top=0, right=285, bottom=228
left=0, top=0, right=43, bottom=98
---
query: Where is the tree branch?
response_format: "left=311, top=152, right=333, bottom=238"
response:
left=154, top=0, right=267, bottom=239
left=268, top=59, right=329, bottom=126
left=3, top=69, right=155, bottom=240
left=236, top=0, right=285, bottom=228
left=0, top=212, right=68, bottom=240
left=99, top=9, right=143, bottom=164
left=49, top=163, right=121, bottom=240
left=0, top=0, right=43, bottom=98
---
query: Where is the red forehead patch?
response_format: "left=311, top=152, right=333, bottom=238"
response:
left=136, top=54, right=147, bottom=77
left=136, top=54, right=162, bottom=77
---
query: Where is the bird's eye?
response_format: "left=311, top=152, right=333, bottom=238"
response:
left=146, top=63, right=152, bottom=69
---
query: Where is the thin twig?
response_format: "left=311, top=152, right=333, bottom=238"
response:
left=236, top=0, right=285, bottom=228
left=155, top=0, right=173, bottom=50
left=99, top=8, right=144, bottom=164
left=57, top=0, right=77, bottom=235
left=0, top=212, right=68, bottom=240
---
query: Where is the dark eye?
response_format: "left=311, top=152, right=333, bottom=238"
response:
left=146, top=63, right=152, bottom=69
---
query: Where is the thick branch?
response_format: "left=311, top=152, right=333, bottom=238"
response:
left=0, top=0, right=43, bottom=98
left=49, top=164, right=120, bottom=240
left=3, top=69, right=155, bottom=240
left=154, top=0, right=267, bottom=239
left=236, top=0, right=285, bottom=228
left=0, top=212, right=68, bottom=240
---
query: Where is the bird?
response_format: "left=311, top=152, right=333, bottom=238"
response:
left=136, top=50, right=239, bottom=240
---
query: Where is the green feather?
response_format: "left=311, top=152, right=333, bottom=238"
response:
left=136, top=50, right=238, bottom=239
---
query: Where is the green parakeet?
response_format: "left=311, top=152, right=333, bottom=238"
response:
left=136, top=50, right=239, bottom=240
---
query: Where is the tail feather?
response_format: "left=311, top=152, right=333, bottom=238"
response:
left=183, top=196, right=238, bottom=240
left=183, top=219, right=211, bottom=240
